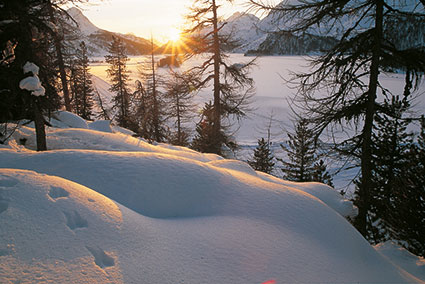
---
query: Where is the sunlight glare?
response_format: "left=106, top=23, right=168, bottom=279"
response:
left=168, top=28, right=181, bottom=42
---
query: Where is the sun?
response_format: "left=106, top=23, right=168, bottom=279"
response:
left=168, top=28, right=181, bottom=42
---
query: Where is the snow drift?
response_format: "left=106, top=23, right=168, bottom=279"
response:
left=0, top=114, right=424, bottom=283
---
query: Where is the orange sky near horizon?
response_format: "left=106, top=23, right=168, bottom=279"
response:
left=76, top=0, right=279, bottom=43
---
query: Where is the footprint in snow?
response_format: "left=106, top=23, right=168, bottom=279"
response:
left=63, top=210, right=88, bottom=230
left=86, top=246, right=115, bottom=268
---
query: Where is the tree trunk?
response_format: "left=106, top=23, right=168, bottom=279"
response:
left=356, top=0, right=384, bottom=237
left=33, top=98, right=47, bottom=151
left=212, top=0, right=221, bottom=153
left=151, top=36, right=160, bottom=142
left=176, top=95, right=181, bottom=144
left=48, top=3, right=71, bottom=112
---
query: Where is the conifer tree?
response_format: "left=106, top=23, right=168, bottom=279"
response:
left=312, top=159, right=333, bottom=187
left=352, top=96, right=413, bottom=243
left=165, top=71, right=198, bottom=146
left=105, top=36, right=131, bottom=128
left=184, top=0, right=255, bottom=155
left=278, top=118, right=333, bottom=184
left=376, top=113, right=425, bottom=256
left=248, top=138, right=275, bottom=174
left=0, top=0, right=58, bottom=151
left=385, top=117, right=425, bottom=257
left=192, top=102, right=231, bottom=154
left=278, top=119, right=317, bottom=182
left=70, top=41, right=94, bottom=120
left=132, top=37, right=167, bottom=142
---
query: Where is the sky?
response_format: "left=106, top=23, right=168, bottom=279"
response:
left=76, top=0, right=257, bottom=43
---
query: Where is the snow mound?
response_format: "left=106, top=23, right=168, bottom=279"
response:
left=257, top=171, right=358, bottom=219
left=208, top=159, right=257, bottom=176
left=9, top=126, right=221, bottom=162
left=0, top=169, right=123, bottom=283
left=0, top=151, right=419, bottom=283
left=111, top=125, right=135, bottom=136
left=375, top=241, right=425, bottom=282
left=88, top=120, right=113, bottom=133
left=51, top=111, right=89, bottom=129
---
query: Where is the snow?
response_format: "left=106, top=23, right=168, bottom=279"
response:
left=88, top=120, right=113, bottom=132
left=22, top=61, right=39, bottom=75
left=375, top=241, right=425, bottom=282
left=49, top=111, right=89, bottom=129
left=19, top=75, right=46, bottom=97
left=66, top=7, right=99, bottom=36
left=255, top=171, right=358, bottom=219
left=1, top=117, right=424, bottom=283
left=19, top=62, right=45, bottom=97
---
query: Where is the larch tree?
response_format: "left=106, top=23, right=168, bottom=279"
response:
left=133, top=36, right=168, bottom=142
left=184, top=0, right=255, bottom=156
left=105, top=36, right=131, bottom=128
left=250, top=0, right=425, bottom=237
left=164, top=70, right=198, bottom=146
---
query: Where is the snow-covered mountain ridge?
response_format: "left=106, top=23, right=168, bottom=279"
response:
left=66, top=8, right=154, bottom=56
left=66, top=5, right=425, bottom=56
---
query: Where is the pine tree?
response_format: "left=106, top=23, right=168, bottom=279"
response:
left=70, top=41, right=94, bottom=120
left=353, top=96, right=413, bottom=243
left=248, top=138, right=275, bottom=174
left=312, top=159, right=333, bottom=187
left=379, top=116, right=425, bottom=256
left=278, top=119, right=317, bottom=182
left=105, top=36, right=131, bottom=128
left=184, top=0, right=255, bottom=155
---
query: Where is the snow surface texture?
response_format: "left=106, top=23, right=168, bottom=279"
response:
left=0, top=112, right=424, bottom=283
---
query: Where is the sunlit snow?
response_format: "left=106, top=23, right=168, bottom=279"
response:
left=0, top=111, right=424, bottom=283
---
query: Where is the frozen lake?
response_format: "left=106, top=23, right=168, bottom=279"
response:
left=90, top=54, right=425, bottom=192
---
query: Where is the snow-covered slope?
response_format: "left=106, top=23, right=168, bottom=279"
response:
left=65, top=8, right=153, bottom=56
left=0, top=113, right=424, bottom=283
left=67, top=7, right=99, bottom=36
left=222, top=12, right=267, bottom=53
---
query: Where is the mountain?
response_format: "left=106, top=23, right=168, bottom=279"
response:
left=66, top=8, right=155, bottom=56
left=221, top=10, right=337, bottom=55
left=238, top=1, right=425, bottom=56
left=221, top=12, right=267, bottom=53
left=246, top=31, right=338, bottom=56
left=66, top=7, right=424, bottom=57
